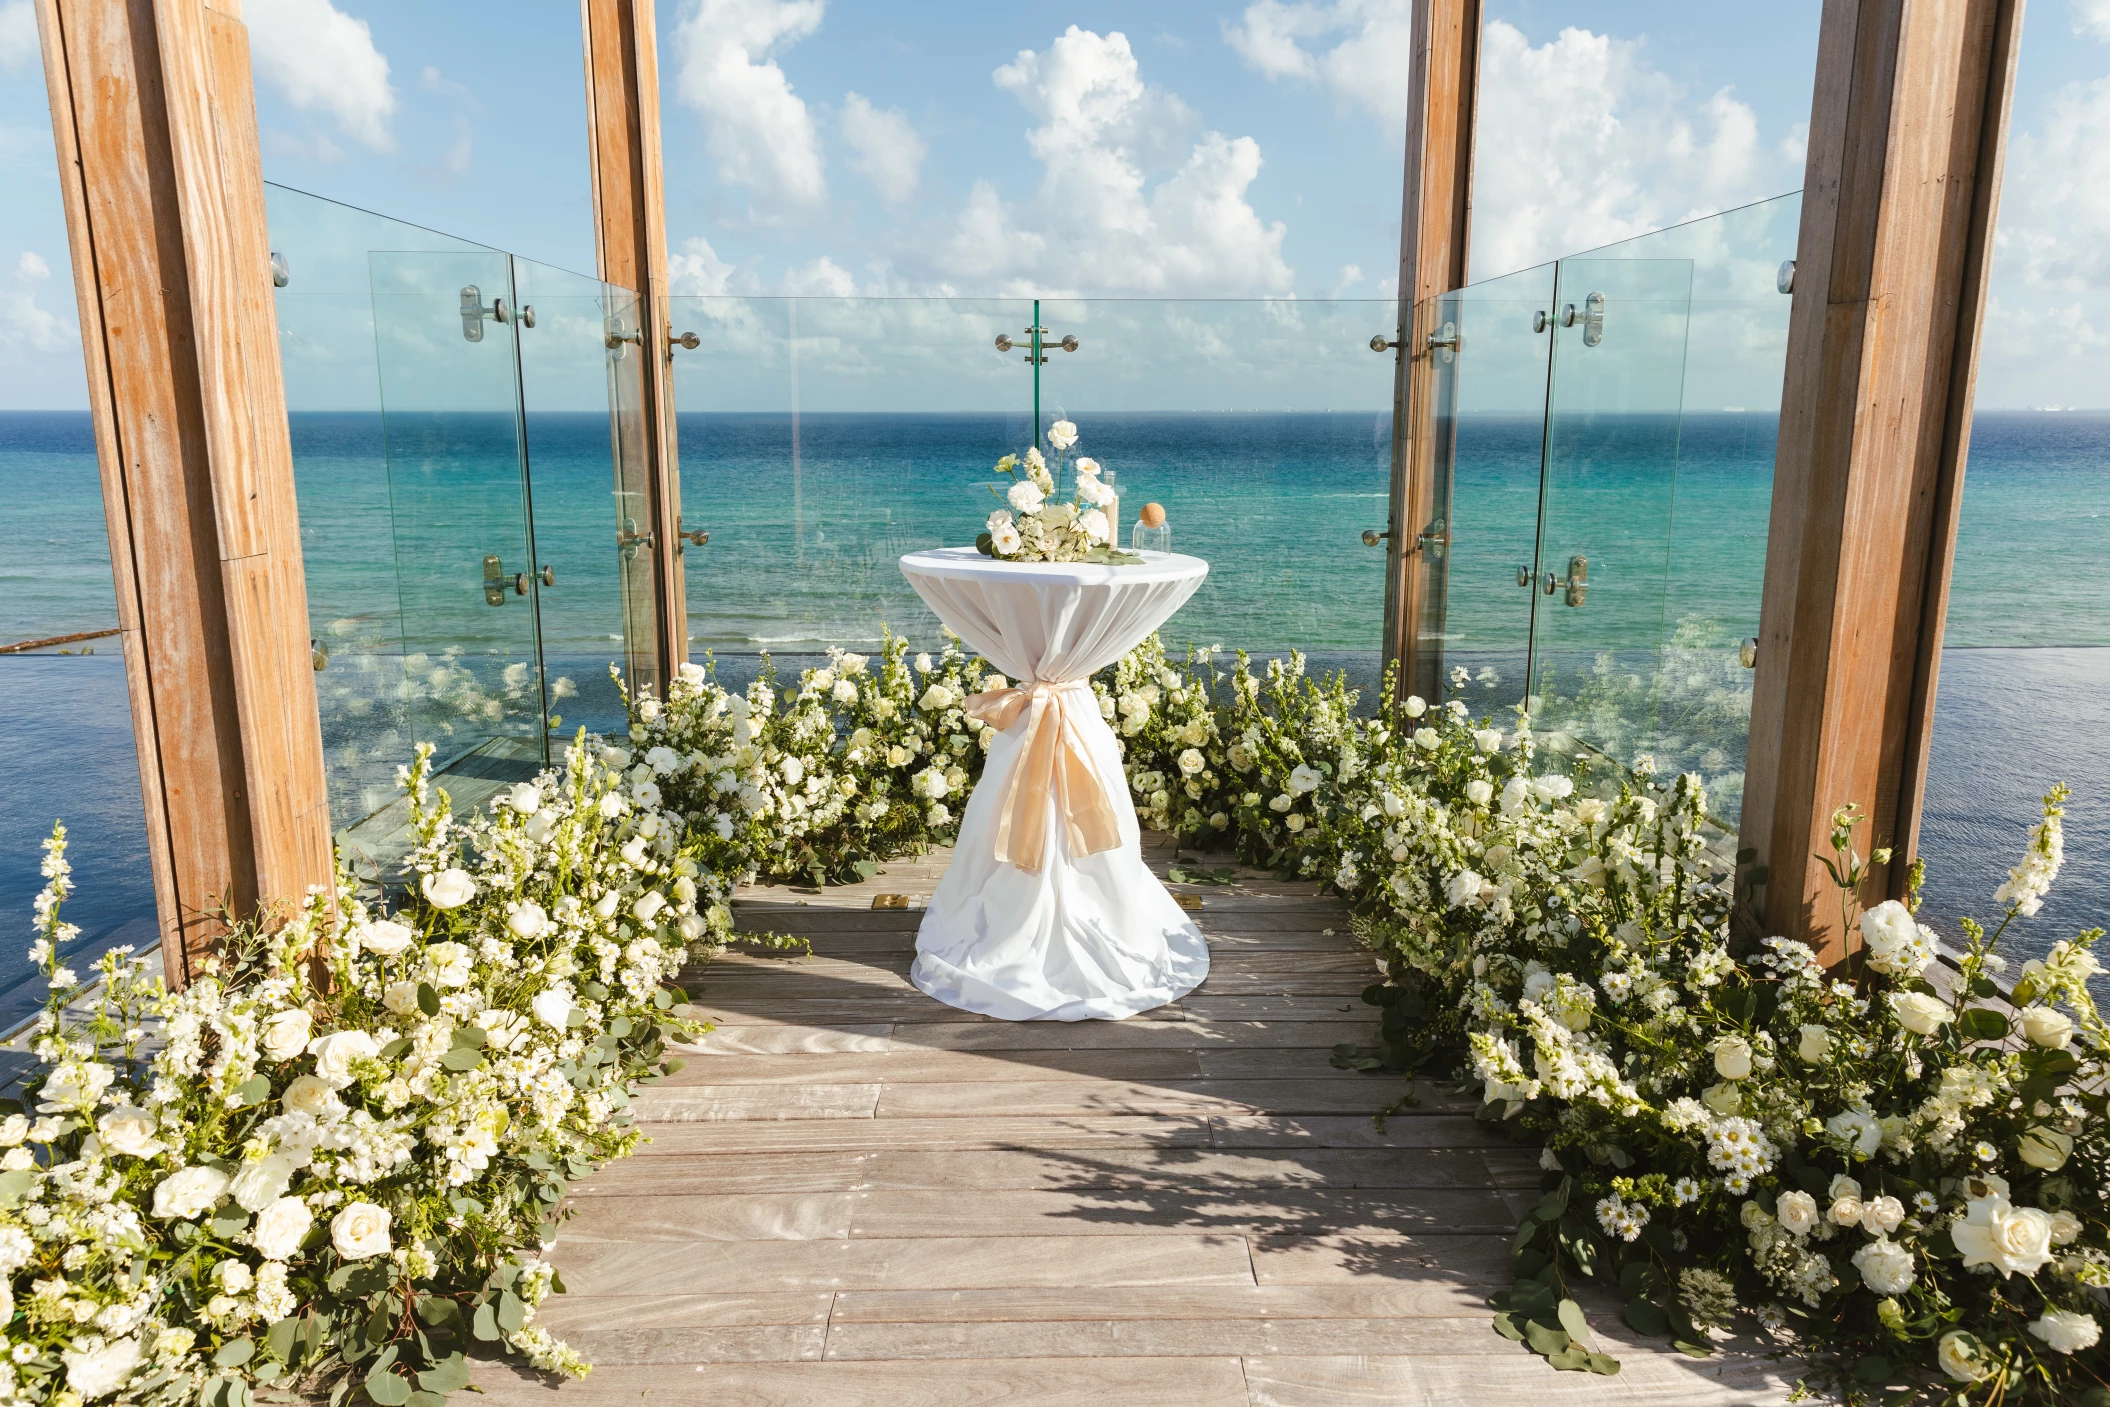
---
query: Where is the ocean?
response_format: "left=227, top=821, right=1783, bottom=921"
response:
left=1, top=408, right=2104, bottom=1026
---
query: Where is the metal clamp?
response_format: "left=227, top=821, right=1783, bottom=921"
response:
left=1532, top=310, right=1551, bottom=334
left=1424, top=321, right=1460, bottom=362
left=1368, top=333, right=1398, bottom=353
left=1517, top=565, right=1533, bottom=588
left=460, top=287, right=531, bottom=341
left=995, top=327, right=1078, bottom=363
left=483, top=554, right=507, bottom=606
left=1416, top=518, right=1449, bottom=554
left=1560, top=292, right=1606, bottom=347
left=677, top=517, right=708, bottom=554
left=1739, top=637, right=1759, bottom=669
left=1361, top=529, right=1389, bottom=547
left=270, top=252, right=290, bottom=289
left=605, top=326, right=645, bottom=358
left=617, top=518, right=655, bottom=561
left=671, top=330, right=700, bottom=351
left=1776, top=261, right=1796, bottom=295
left=1543, top=554, right=1589, bottom=607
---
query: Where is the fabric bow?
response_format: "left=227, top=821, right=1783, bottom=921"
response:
left=963, top=680, right=1122, bottom=874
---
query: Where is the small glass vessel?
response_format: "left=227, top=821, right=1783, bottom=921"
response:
left=1132, top=521, right=1172, bottom=553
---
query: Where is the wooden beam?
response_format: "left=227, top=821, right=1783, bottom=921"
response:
left=1740, top=0, right=2025, bottom=963
left=581, top=0, right=686, bottom=696
left=1384, top=0, right=1481, bottom=703
left=34, top=0, right=333, bottom=983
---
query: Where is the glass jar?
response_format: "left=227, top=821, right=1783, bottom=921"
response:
left=1131, top=521, right=1172, bottom=553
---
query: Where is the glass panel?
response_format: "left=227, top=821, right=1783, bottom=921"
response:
left=666, top=296, right=1030, bottom=688
left=509, top=255, right=639, bottom=739
left=1034, top=298, right=1399, bottom=695
left=1420, top=263, right=1556, bottom=717
left=1527, top=256, right=1694, bottom=774
left=365, top=250, right=546, bottom=846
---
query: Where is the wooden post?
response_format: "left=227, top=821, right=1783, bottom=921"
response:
left=1740, top=0, right=2025, bottom=962
left=35, top=0, right=333, bottom=983
left=1384, top=0, right=1481, bottom=703
left=580, top=0, right=686, bottom=695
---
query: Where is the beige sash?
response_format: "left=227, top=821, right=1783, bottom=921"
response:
left=963, top=681, right=1122, bottom=874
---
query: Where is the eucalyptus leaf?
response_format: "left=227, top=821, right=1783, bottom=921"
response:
left=1523, top=1319, right=1569, bottom=1357
left=1491, top=1311, right=1525, bottom=1342
left=1623, top=1299, right=1669, bottom=1337
left=213, top=1337, right=254, bottom=1368
left=1556, top=1298, right=1594, bottom=1349
left=416, top=984, right=440, bottom=1017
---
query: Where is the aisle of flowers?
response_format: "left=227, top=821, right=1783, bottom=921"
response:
left=4, top=631, right=2102, bottom=1405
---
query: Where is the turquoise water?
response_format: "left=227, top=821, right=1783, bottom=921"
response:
left=2, top=409, right=2106, bottom=1027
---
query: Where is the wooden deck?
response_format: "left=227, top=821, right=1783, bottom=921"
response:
left=476, top=840, right=1793, bottom=1406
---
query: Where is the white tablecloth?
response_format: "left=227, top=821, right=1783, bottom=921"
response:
left=899, top=547, right=1210, bottom=1021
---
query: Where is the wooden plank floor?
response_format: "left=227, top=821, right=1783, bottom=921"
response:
left=476, top=839, right=1791, bottom=1406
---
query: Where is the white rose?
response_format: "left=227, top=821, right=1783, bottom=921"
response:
left=1700, top=1082, right=1743, bottom=1116
left=1286, top=814, right=1307, bottom=833
left=1007, top=480, right=1045, bottom=513
left=532, top=987, right=574, bottom=1031
left=1797, top=1024, right=1832, bottom=1062
left=251, top=1195, right=313, bottom=1261
left=1851, top=1236, right=1916, bottom=1295
left=1047, top=419, right=1077, bottom=449
left=2050, top=1209, right=2083, bottom=1245
left=1712, top=1035, right=1754, bottom=1080
left=1828, top=1174, right=1863, bottom=1202
left=1473, top=728, right=1502, bottom=753
left=258, top=1007, right=313, bottom=1063
left=281, top=1074, right=344, bottom=1121
left=1859, top=899, right=1933, bottom=976
left=382, top=981, right=423, bottom=1018
left=507, top=901, right=550, bottom=940
left=330, top=1202, right=393, bottom=1261
left=2029, top=1308, right=2101, bottom=1355
left=2020, top=1005, right=2074, bottom=1049
left=423, top=941, right=472, bottom=989
left=1827, top=1107, right=1882, bottom=1157
left=357, top=919, right=414, bottom=956
left=2018, top=1125, right=2073, bottom=1171
left=1890, top=990, right=1952, bottom=1036
left=0, top=1114, right=27, bottom=1146
left=62, top=1335, right=142, bottom=1400
left=1499, top=776, right=1529, bottom=815
left=991, top=521, right=1022, bottom=555
left=1952, top=1193, right=2055, bottom=1277
left=1860, top=1195, right=1905, bottom=1234
left=1937, top=1331, right=1990, bottom=1383
left=918, top=684, right=957, bottom=712
left=37, top=1060, right=115, bottom=1113
left=1530, top=774, right=1574, bottom=802
left=420, top=868, right=476, bottom=910
left=1775, top=1190, right=1818, bottom=1236
left=1177, top=749, right=1205, bottom=776
left=506, top=783, right=541, bottom=814
left=634, top=890, right=668, bottom=923
left=1268, top=794, right=1292, bottom=813
left=307, top=1030, right=381, bottom=1087
left=1830, top=1195, right=1866, bottom=1227
left=1402, top=695, right=1426, bottom=718
left=152, top=1165, right=231, bottom=1220
left=1079, top=508, right=1109, bottom=543
left=231, top=1153, right=299, bottom=1213
left=1464, top=779, right=1493, bottom=806
left=1444, top=870, right=1485, bottom=909
left=96, top=1105, right=161, bottom=1159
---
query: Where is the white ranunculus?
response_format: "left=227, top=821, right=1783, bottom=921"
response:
left=1952, top=1193, right=2054, bottom=1277
left=259, top=1007, right=312, bottom=1062
left=357, top=919, right=414, bottom=956
left=532, top=986, right=574, bottom=1031
left=1852, top=1236, right=1916, bottom=1295
left=2019, top=1004, right=2074, bottom=1049
left=2029, top=1308, right=2101, bottom=1355
left=307, top=1029, right=381, bottom=1086
left=507, top=901, right=550, bottom=940
left=1465, top=779, right=1493, bottom=807
left=1937, top=1331, right=1989, bottom=1382
left=1047, top=419, right=1077, bottom=449
left=281, top=1074, right=344, bottom=1121
left=2018, top=1125, right=2073, bottom=1171
left=1007, top=480, right=1046, bottom=513
left=152, top=1165, right=231, bottom=1220
left=1712, top=1035, right=1754, bottom=1080
left=96, top=1105, right=161, bottom=1158
left=421, top=868, right=476, bottom=910
left=62, top=1334, right=141, bottom=1400
left=1288, top=764, right=1322, bottom=794
left=231, top=1152, right=299, bottom=1213
left=1890, top=990, right=1952, bottom=1036
left=1775, top=1190, right=1818, bottom=1236
left=1797, top=1023, right=1832, bottom=1062
left=251, top=1195, right=313, bottom=1261
left=330, top=1201, right=393, bottom=1261
left=506, top=782, right=541, bottom=814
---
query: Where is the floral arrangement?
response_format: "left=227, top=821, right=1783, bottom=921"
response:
left=3, top=738, right=715, bottom=1406
left=975, top=420, right=1136, bottom=565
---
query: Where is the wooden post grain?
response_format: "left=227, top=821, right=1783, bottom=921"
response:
left=1384, top=0, right=1481, bottom=702
left=580, top=0, right=686, bottom=694
left=34, top=0, right=333, bottom=983
left=1740, top=0, right=2025, bottom=962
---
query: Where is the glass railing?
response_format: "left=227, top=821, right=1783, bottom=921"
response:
left=1422, top=192, right=1801, bottom=821
left=265, top=185, right=646, bottom=863
left=666, top=295, right=1400, bottom=695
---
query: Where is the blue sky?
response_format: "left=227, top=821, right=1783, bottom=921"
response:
left=2, top=0, right=2106, bottom=406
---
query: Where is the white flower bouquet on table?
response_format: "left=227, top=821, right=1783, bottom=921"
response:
left=0, top=738, right=709, bottom=1407
left=975, top=420, right=1140, bottom=565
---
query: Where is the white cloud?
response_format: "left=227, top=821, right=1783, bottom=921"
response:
left=3, top=250, right=73, bottom=354
left=839, top=93, right=924, bottom=203
left=925, top=26, right=1290, bottom=296
left=1470, top=23, right=1787, bottom=276
left=670, top=235, right=735, bottom=296
left=1225, top=0, right=1415, bottom=128
left=673, top=0, right=827, bottom=222
left=245, top=0, right=396, bottom=151
left=0, top=0, right=36, bottom=73
left=2076, top=0, right=2110, bottom=40
left=783, top=255, right=856, bottom=296
left=1997, top=75, right=2110, bottom=293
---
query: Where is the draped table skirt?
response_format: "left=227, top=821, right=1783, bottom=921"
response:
left=898, top=547, right=1211, bottom=1021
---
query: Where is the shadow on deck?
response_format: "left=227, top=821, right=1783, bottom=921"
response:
left=474, top=837, right=1793, bottom=1406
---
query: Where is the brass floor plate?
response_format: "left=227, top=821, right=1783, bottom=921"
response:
left=1174, top=894, right=1204, bottom=911
left=871, top=893, right=912, bottom=910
